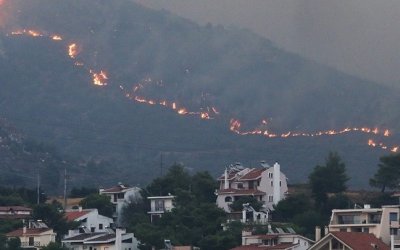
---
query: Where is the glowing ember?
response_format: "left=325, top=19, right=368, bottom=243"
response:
left=52, top=35, right=62, bottom=41
left=90, top=70, right=108, bottom=86
left=68, top=43, right=78, bottom=59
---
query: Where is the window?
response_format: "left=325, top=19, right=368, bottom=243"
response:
left=279, top=181, right=281, bottom=187
left=390, top=212, right=398, bottom=222
left=28, top=237, right=34, bottom=246
left=225, top=196, right=232, bottom=202
left=117, top=193, right=125, bottom=199
left=271, top=181, right=273, bottom=187
left=268, top=195, right=273, bottom=202
left=248, top=181, right=254, bottom=189
left=237, top=183, right=243, bottom=189
left=99, top=224, right=103, bottom=230
left=268, top=173, right=273, bottom=178
left=91, top=227, right=95, bottom=232
left=155, top=200, right=165, bottom=211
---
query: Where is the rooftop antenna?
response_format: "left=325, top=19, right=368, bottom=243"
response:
left=63, top=167, right=68, bottom=210
left=36, top=172, right=40, bottom=205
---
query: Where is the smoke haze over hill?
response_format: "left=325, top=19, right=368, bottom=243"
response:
left=138, top=0, right=400, bottom=88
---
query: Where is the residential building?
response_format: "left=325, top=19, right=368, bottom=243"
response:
left=6, top=221, right=56, bottom=249
left=62, top=228, right=139, bottom=250
left=99, top=183, right=141, bottom=222
left=230, top=229, right=313, bottom=250
left=65, top=207, right=114, bottom=234
left=148, top=195, right=175, bottom=222
left=0, top=206, right=32, bottom=220
left=309, top=231, right=389, bottom=250
left=216, top=162, right=288, bottom=212
left=328, top=204, right=400, bottom=248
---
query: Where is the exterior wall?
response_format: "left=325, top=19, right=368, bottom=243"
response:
left=19, top=232, right=56, bottom=248
left=258, top=168, right=288, bottom=210
left=149, top=198, right=174, bottom=213
left=216, top=194, right=231, bottom=212
left=84, top=212, right=114, bottom=233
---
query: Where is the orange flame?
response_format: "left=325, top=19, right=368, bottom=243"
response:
left=68, top=43, right=78, bottom=59
left=90, top=70, right=108, bottom=86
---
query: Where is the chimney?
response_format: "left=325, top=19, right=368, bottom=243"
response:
left=324, top=226, right=329, bottom=236
left=224, top=168, right=229, bottom=189
left=273, top=163, right=281, bottom=205
left=115, top=228, right=124, bottom=249
left=23, top=225, right=27, bottom=234
left=78, top=206, right=82, bottom=212
left=315, top=226, right=321, bottom=241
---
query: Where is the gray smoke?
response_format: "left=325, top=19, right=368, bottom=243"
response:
left=136, top=0, right=400, bottom=88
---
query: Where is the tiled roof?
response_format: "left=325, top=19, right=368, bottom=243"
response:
left=330, top=232, right=389, bottom=250
left=230, top=245, right=269, bottom=250
left=218, top=171, right=240, bottom=180
left=100, top=184, right=134, bottom=193
left=0, top=214, right=31, bottom=220
left=85, top=233, right=115, bottom=243
left=230, top=243, right=296, bottom=250
left=217, top=188, right=266, bottom=196
left=6, top=228, right=52, bottom=237
left=0, top=206, right=32, bottom=212
left=63, top=233, right=104, bottom=242
left=65, top=210, right=92, bottom=221
left=240, top=169, right=265, bottom=180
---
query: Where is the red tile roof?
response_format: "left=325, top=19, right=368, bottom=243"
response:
left=218, top=171, right=240, bottom=180
left=100, top=184, right=131, bottom=193
left=0, top=206, right=32, bottom=212
left=217, top=188, right=265, bottom=196
left=330, top=232, right=389, bottom=250
left=240, top=169, right=265, bottom=180
left=230, top=243, right=296, bottom=250
left=231, top=245, right=269, bottom=250
left=65, top=210, right=91, bottom=221
left=6, top=228, right=52, bottom=237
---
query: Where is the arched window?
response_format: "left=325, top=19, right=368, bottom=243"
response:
left=225, top=196, right=232, bottom=202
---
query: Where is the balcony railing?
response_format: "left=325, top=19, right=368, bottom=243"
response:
left=21, top=241, right=41, bottom=247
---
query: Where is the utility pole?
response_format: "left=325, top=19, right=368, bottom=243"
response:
left=160, top=153, right=163, bottom=176
left=36, top=173, right=40, bottom=205
left=63, top=167, right=67, bottom=210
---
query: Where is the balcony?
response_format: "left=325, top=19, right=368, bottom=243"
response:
left=21, top=241, right=41, bottom=247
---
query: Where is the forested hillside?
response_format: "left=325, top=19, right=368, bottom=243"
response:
left=0, top=0, right=398, bottom=189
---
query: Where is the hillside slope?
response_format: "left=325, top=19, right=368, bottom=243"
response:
left=0, top=0, right=398, bottom=188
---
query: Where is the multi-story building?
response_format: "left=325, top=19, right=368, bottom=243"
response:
left=216, top=162, right=288, bottom=212
left=65, top=207, right=114, bottom=234
left=99, top=183, right=141, bottom=222
left=147, top=195, right=175, bottom=222
left=230, top=229, right=314, bottom=250
left=328, top=204, right=400, bottom=248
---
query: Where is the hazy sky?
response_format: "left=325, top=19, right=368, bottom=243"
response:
left=136, top=0, right=400, bottom=88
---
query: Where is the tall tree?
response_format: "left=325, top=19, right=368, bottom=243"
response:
left=309, top=152, right=349, bottom=207
left=370, top=153, right=400, bottom=192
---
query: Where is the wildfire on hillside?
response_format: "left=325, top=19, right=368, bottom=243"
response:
left=6, top=28, right=399, bottom=153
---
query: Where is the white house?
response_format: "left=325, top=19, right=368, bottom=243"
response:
left=62, top=228, right=139, bottom=250
left=216, top=162, right=288, bottom=212
left=99, top=183, right=141, bottom=222
left=147, top=195, right=175, bottom=222
left=328, top=204, right=400, bottom=248
left=230, top=229, right=314, bottom=250
left=6, top=221, right=56, bottom=249
left=65, top=207, right=114, bottom=234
